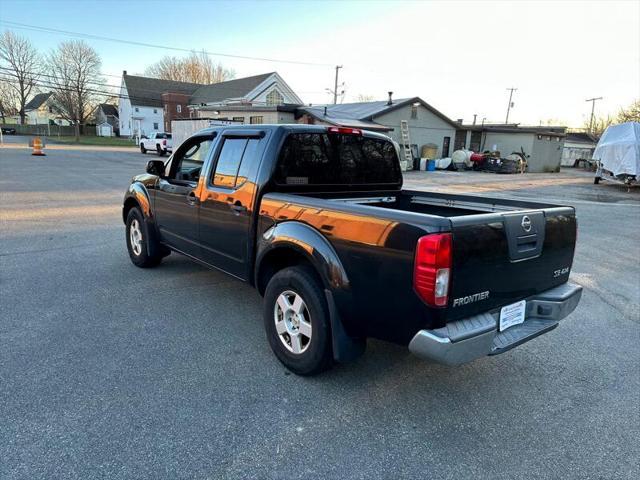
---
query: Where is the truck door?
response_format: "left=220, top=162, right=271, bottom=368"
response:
left=198, top=129, right=267, bottom=279
left=154, top=134, right=214, bottom=256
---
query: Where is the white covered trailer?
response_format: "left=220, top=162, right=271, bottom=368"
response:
left=593, top=122, right=640, bottom=186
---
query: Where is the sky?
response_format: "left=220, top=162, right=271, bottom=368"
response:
left=1, top=0, right=638, bottom=127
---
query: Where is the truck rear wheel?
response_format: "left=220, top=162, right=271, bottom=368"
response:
left=263, top=266, right=333, bottom=375
left=125, top=207, right=163, bottom=268
left=157, top=145, right=166, bottom=157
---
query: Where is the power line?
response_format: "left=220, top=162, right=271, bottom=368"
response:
left=0, top=20, right=334, bottom=68
left=0, top=65, right=326, bottom=97
left=505, top=87, right=517, bottom=123
left=585, top=96, right=603, bottom=134
left=0, top=75, right=305, bottom=110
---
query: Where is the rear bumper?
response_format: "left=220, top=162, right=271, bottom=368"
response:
left=408, top=283, right=582, bottom=366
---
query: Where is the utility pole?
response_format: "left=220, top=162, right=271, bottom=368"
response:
left=333, top=65, right=343, bottom=105
left=585, top=96, right=603, bottom=133
left=505, top=87, right=517, bottom=124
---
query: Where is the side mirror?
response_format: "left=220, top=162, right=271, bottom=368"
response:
left=146, top=160, right=165, bottom=176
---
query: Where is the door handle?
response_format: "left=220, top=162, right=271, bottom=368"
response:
left=187, top=191, right=199, bottom=205
left=229, top=201, right=247, bottom=214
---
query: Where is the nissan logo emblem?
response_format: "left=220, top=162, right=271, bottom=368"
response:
left=521, top=215, right=532, bottom=232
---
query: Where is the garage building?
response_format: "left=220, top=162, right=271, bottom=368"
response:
left=297, top=94, right=461, bottom=160
left=458, top=124, right=567, bottom=173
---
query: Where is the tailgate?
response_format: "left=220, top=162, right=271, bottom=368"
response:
left=446, top=207, right=577, bottom=321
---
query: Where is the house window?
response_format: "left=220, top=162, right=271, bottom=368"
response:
left=233, top=116, right=244, bottom=123
left=49, top=106, right=53, bottom=113
left=153, top=122, right=159, bottom=130
left=411, top=103, right=418, bottom=119
left=266, top=89, right=284, bottom=106
left=135, top=107, right=139, bottom=113
left=177, top=105, right=182, bottom=113
left=250, top=116, right=264, bottom=124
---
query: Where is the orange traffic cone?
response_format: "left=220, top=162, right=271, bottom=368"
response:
left=31, top=137, right=46, bottom=156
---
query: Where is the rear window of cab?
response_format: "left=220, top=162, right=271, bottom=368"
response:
left=275, top=132, right=401, bottom=186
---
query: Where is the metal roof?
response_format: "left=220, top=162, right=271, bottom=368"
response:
left=299, top=97, right=460, bottom=129
left=123, top=75, right=202, bottom=107
left=189, top=72, right=275, bottom=105
left=24, top=92, right=52, bottom=110
left=565, top=132, right=598, bottom=144
left=99, top=104, right=118, bottom=117
left=122, top=72, right=280, bottom=108
left=461, top=124, right=567, bottom=137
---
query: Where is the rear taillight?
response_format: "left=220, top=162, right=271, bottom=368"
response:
left=327, top=126, right=362, bottom=135
left=414, top=233, right=452, bottom=307
left=162, top=139, right=167, bottom=146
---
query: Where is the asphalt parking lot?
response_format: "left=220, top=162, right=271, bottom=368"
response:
left=1, top=140, right=639, bottom=479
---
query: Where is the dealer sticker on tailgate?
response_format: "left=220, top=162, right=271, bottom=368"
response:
left=499, top=300, right=526, bottom=331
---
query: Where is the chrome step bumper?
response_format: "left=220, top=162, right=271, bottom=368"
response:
left=408, top=283, right=582, bottom=366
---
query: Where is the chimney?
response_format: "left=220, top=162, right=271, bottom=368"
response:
left=387, top=91, right=393, bottom=105
left=123, top=70, right=127, bottom=76
left=473, top=114, right=477, bottom=125
left=457, top=118, right=463, bottom=124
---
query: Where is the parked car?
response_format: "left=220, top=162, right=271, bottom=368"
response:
left=1, top=126, right=17, bottom=134
left=140, top=132, right=172, bottom=156
left=122, top=125, right=581, bottom=375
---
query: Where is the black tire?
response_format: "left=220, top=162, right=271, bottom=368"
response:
left=140, top=144, right=147, bottom=154
left=157, top=145, right=166, bottom=157
left=125, top=207, right=162, bottom=268
left=594, top=176, right=600, bottom=184
left=263, top=266, right=333, bottom=375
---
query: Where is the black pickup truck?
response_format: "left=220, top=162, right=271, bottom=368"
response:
left=123, top=125, right=581, bottom=375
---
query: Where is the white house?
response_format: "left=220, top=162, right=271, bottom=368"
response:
left=24, top=92, right=71, bottom=126
left=118, top=71, right=303, bottom=138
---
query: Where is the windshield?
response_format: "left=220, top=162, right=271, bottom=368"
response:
left=275, top=133, right=401, bottom=187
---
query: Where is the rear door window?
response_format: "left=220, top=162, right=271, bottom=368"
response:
left=213, top=138, right=248, bottom=188
left=275, top=133, right=400, bottom=186
left=211, top=137, right=263, bottom=188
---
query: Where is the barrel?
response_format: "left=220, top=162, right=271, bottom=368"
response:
left=421, top=143, right=438, bottom=159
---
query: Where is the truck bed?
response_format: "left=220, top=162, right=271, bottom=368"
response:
left=307, top=189, right=561, bottom=218
left=259, top=188, right=576, bottom=344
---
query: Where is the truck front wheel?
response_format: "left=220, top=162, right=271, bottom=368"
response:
left=140, top=144, right=146, bottom=154
left=125, top=207, right=163, bottom=268
left=263, top=266, right=333, bottom=375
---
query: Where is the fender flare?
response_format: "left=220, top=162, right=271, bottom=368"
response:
left=256, top=221, right=365, bottom=363
left=256, top=221, right=349, bottom=291
left=123, top=182, right=162, bottom=257
left=123, top=182, right=153, bottom=222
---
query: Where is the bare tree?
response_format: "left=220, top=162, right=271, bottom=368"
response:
left=0, top=78, right=20, bottom=123
left=356, top=94, right=375, bottom=102
left=582, top=115, right=613, bottom=138
left=145, top=51, right=234, bottom=84
left=47, top=40, right=103, bottom=141
left=616, top=99, right=640, bottom=123
left=0, top=31, right=41, bottom=124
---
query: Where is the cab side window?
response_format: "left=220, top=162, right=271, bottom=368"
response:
left=169, top=136, right=213, bottom=182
